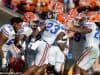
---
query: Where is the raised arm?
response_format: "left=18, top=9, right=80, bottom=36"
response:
left=66, top=20, right=92, bottom=34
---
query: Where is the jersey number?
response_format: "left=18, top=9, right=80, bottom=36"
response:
left=6, top=39, right=14, bottom=45
left=45, top=23, right=61, bottom=34
left=94, top=29, right=100, bottom=40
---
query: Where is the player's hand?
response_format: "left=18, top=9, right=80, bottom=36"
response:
left=66, top=20, right=74, bottom=28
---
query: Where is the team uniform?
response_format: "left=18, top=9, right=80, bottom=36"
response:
left=41, top=19, right=65, bottom=45
left=48, top=46, right=65, bottom=72
left=28, top=19, right=66, bottom=69
left=42, top=19, right=66, bottom=72
left=17, top=22, right=33, bottom=66
left=17, top=22, right=33, bottom=50
left=77, top=22, right=100, bottom=70
left=0, top=24, right=17, bottom=67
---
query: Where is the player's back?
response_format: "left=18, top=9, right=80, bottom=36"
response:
left=41, top=19, right=65, bottom=45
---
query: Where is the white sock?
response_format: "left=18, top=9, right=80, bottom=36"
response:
left=2, top=58, right=7, bottom=68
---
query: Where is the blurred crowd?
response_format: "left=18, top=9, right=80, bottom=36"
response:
left=0, top=0, right=100, bottom=22
left=0, top=0, right=99, bottom=14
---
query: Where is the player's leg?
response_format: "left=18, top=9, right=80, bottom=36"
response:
left=34, top=40, right=50, bottom=74
left=34, top=64, right=47, bottom=75
left=54, top=62, right=65, bottom=75
left=2, top=50, right=8, bottom=69
left=1, top=45, right=10, bottom=70
left=76, top=47, right=100, bottom=75
left=54, top=46, right=65, bottom=75
left=46, top=46, right=57, bottom=75
left=22, top=40, right=42, bottom=75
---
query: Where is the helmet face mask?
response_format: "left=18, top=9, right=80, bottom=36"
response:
left=29, top=20, right=39, bottom=28
left=47, top=12, right=57, bottom=19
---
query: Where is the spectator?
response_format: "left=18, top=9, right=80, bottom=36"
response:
left=3, top=0, right=11, bottom=8
left=0, top=0, right=6, bottom=6
left=10, top=0, right=21, bottom=12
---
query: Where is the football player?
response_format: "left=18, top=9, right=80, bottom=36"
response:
left=0, top=17, right=23, bottom=70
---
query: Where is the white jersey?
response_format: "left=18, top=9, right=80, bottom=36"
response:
left=17, top=22, right=33, bottom=50
left=0, top=24, right=16, bottom=67
left=41, top=19, right=65, bottom=45
left=84, top=22, right=100, bottom=48
left=78, top=22, right=100, bottom=71
left=0, top=24, right=15, bottom=46
left=17, top=22, right=33, bottom=37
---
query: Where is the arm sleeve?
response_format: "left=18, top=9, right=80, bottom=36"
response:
left=1, top=24, right=15, bottom=38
